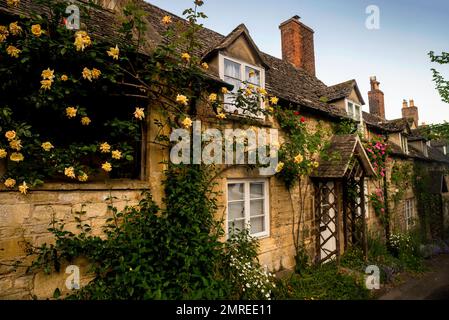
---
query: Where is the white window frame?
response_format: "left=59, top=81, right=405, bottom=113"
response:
left=405, top=198, right=415, bottom=231
left=226, top=179, right=270, bottom=239
left=218, top=53, right=266, bottom=119
left=400, top=134, right=409, bottom=155
left=345, top=99, right=362, bottom=123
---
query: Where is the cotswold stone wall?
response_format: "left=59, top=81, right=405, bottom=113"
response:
left=0, top=183, right=146, bottom=299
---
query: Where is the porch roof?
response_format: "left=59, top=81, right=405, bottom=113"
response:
left=310, top=134, right=376, bottom=179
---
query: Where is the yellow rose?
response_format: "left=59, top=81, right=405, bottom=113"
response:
left=209, top=93, right=217, bottom=102
left=294, top=154, right=304, bottom=164
left=100, top=142, right=111, bottom=153
left=257, top=87, right=267, bottom=96
left=275, top=162, right=285, bottom=173
left=5, top=130, right=16, bottom=141
left=41, top=68, right=55, bottom=80
left=4, top=178, right=16, bottom=188
left=107, top=45, right=120, bottom=60
left=181, top=53, right=191, bottom=62
left=134, top=107, right=145, bottom=120
left=162, top=15, right=172, bottom=25
left=0, top=26, right=9, bottom=42
left=74, top=31, right=91, bottom=51
left=81, top=117, right=91, bottom=126
left=60, top=75, right=68, bottom=81
left=7, top=0, right=20, bottom=7
left=31, top=24, right=43, bottom=37
left=41, top=142, right=54, bottom=152
left=313, top=161, right=320, bottom=169
left=40, top=80, right=53, bottom=90
left=182, top=117, right=193, bottom=129
left=102, top=162, right=112, bottom=172
left=216, top=113, right=226, bottom=120
left=10, top=152, right=24, bottom=162
left=9, top=139, right=22, bottom=151
left=221, top=87, right=229, bottom=94
left=18, top=182, right=28, bottom=195
left=0, top=149, right=7, bottom=159
left=9, top=22, right=22, bottom=36
left=64, top=167, right=76, bottom=179
left=6, top=45, right=21, bottom=58
left=112, top=150, right=122, bottom=160
left=82, top=67, right=92, bottom=81
left=201, top=62, right=209, bottom=70
left=244, top=88, right=252, bottom=97
left=66, top=107, right=77, bottom=118
left=78, top=172, right=88, bottom=182
left=176, top=94, right=189, bottom=106
left=91, top=68, right=101, bottom=79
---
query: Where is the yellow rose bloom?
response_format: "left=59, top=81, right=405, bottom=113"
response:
left=60, top=74, right=69, bottom=81
left=18, top=182, right=28, bottom=195
left=270, top=96, right=279, bottom=105
left=162, top=15, right=172, bottom=25
left=78, top=172, right=88, bottom=182
left=181, top=53, right=191, bottom=62
left=209, top=93, right=217, bottom=102
left=64, top=167, right=76, bottom=179
left=176, top=94, right=189, bottom=106
left=102, top=162, right=112, bottom=172
left=0, top=26, right=9, bottom=42
left=182, top=117, right=193, bottom=129
left=244, top=88, right=252, bottom=97
left=9, top=22, right=22, bottom=36
left=41, top=68, right=55, bottom=80
left=41, top=142, right=54, bottom=152
left=81, top=116, right=91, bottom=126
left=74, top=31, right=91, bottom=51
left=107, top=45, right=120, bottom=60
left=112, top=150, right=122, bottom=160
left=5, top=130, right=16, bottom=141
left=9, top=139, right=22, bottom=151
left=91, top=68, right=101, bottom=79
left=216, top=113, right=227, bottom=120
left=313, top=161, right=320, bottom=169
left=257, top=87, right=267, bottom=96
left=31, top=24, right=43, bottom=37
left=275, top=162, right=285, bottom=173
left=134, top=107, right=145, bottom=120
left=82, top=68, right=92, bottom=81
left=267, top=106, right=274, bottom=113
left=7, top=0, right=20, bottom=7
left=294, top=154, right=304, bottom=164
left=100, top=142, right=111, bottom=153
left=4, top=178, right=16, bottom=189
left=0, top=149, right=7, bottom=159
left=10, top=152, right=24, bottom=162
left=221, top=87, right=229, bottom=94
left=6, top=45, right=21, bottom=58
left=66, top=107, right=77, bottom=118
left=201, top=62, right=209, bottom=70
left=247, top=84, right=254, bottom=90
left=40, top=80, right=53, bottom=90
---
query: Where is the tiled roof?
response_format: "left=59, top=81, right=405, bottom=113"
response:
left=323, top=79, right=365, bottom=105
left=362, top=112, right=410, bottom=133
left=311, top=134, right=375, bottom=179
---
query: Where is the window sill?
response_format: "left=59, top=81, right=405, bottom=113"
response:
left=0, top=179, right=150, bottom=192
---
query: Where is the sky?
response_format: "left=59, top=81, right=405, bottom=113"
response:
left=147, top=0, right=449, bottom=125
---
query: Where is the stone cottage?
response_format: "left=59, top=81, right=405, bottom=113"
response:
left=0, top=0, right=448, bottom=299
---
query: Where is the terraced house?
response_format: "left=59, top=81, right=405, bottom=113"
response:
left=0, top=0, right=448, bottom=299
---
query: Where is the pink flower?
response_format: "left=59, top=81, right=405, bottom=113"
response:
left=381, top=208, right=385, bottom=213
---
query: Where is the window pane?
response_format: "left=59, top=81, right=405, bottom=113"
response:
left=348, top=102, right=354, bottom=117
left=224, top=59, right=241, bottom=79
left=250, top=183, right=264, bottom=199
left=250, top=199, right=264, bottom=217
left=250, top=216, right=265, bottom=234
left=229, top=201, right=245, bottom=220
left=355, top=105, right=361, bottom=121
left=229, top=219, right=245, bottom=234
left=245, top=66, right=260, bottom=85
left=228, top=183, right=244, bottom=201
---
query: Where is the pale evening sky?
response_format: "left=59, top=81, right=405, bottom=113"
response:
left=146, top=0, right=449, bottom=125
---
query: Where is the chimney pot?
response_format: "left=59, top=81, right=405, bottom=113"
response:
left=402, top=99, right=419, bottom=128
left=409, top=99, right=415, bottom=107
left=279, top=16, right=316, bottom=76
left=403, top=100, right=408, bottom=108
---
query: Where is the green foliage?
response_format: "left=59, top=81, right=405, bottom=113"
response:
left=390, top=161, right=413, bottom=206
left=429, top=51, right=449, bottom=104
left=334, top=119, right=358, bottom=135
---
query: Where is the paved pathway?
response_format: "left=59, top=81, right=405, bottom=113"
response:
left=379, top=254, right=449, bottom=300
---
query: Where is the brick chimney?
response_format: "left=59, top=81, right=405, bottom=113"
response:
left=402, top=99, right=419, bottom=128
left=279, top=15, right=316, bottom=76
left=368, top=76, right=385, bottom=119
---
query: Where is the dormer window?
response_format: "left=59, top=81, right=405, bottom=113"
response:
left=400, top=134, right=409, bottom=155
left=346, top=100, right=362, bottom=122
left=219, top=54, right=265, bottom=117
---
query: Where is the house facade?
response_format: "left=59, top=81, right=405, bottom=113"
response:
left=0, top=0, right=448, bottom=299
